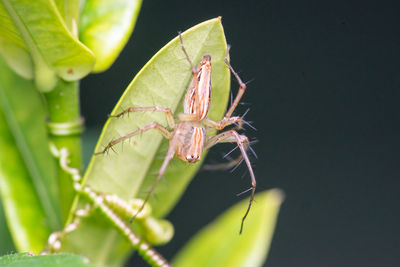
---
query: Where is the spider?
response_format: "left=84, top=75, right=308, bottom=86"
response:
left=96, top=33, right=256, bottom=234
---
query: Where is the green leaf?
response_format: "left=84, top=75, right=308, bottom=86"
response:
left=0, top=58, right=61, bottom=253
left=53, top=0, right=80, bottom=33
left=172, top=190, right=285, bottom=267
left=0, top=198, right=15, bottom=255
left=79, top=0, right=142, bottom=72
left=0, top=112, right=52, bottom=253
left=1, top=0, right=95, bottom=91
left=0, top=252, right=94, bottom=267
left=61, top=17, right=230, bottom=265
left=0, top=2, right=33, bottom=79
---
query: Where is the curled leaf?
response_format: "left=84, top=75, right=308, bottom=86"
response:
left=79, top=0, right=143, bottom=72
left=1, top=0, right=95, bottom=91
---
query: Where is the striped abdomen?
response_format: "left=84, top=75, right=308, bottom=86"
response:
left=184, top=55, right=211, bottom=120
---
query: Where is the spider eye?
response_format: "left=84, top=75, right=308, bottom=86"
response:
left=186, top=154, right=200, bottom=162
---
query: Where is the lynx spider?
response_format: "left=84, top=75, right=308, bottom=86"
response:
left=97, top=33, right=256, bottom=234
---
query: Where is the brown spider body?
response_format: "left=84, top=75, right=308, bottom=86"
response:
left=173, top=54, right=212, bottom=162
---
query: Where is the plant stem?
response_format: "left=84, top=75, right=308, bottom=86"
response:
left=43, top=80, right=83, bottom=223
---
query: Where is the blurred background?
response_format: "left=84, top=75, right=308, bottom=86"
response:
left=80, top=0, right=400, bottom=266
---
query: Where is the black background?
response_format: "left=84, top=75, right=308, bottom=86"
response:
left=81, top=0, right=400, bottom=266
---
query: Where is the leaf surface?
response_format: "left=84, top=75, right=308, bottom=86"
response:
left=0, top=2, right=33, bottom=79
left=0, top=198, right=15, bottom=254
left=172, top=190, right=284, bottom=267
left=0, top=253, right=93, bottom=267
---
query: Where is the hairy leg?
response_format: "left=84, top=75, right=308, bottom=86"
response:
left=178, top=32, right=198, bottom=74
left=95, top=122, right=172, bottom=155
left=110, top=106, right=176, bottom=129
left=211, top=46, right=247, bottom=130
left=205, top=130, right=256, bottom=234
left=130, top=132, right=179, bottom=222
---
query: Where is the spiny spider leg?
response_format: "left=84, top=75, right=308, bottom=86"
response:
left=110, top=106, right=176, bottom=129
left=178, top=32, right=198, bottom=74
left=202, top=153, right=244, bottom=171
left=130, top=134, right=179, bottom=222
left=206, top=45, right=247, bottom=130
left=204, top=115, right=243, bottom=129
left=205, top=130, right=256, bottom=234
left=95, top=122, right=172, bottom=155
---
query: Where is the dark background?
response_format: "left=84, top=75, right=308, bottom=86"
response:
left=81, top=0, right=400, bottom=266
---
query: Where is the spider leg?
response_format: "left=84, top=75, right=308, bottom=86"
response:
left=205, top=130, right=256, bottom=234
left=130, top=135, right=178, bottom=223
left=211, top=45, right=247, bottom=130
left=202, top=154, right=244, bottom=171
left=110, top=106, right=176, bottom=129
left=95, top=122, right=172, bottom=155
left=179, top=32, right=198, bottom=74
left=204, top=116, right=243, bottom=130
left=203, top=138, right=258, bottom=171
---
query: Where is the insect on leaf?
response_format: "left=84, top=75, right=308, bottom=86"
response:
left=84, top=17, right=230, bottom=218
left=61, top=17, right=230, bottom=265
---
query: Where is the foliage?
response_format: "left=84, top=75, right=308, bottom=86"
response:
left=0, top=1, right=283, bottom=266
left=0, top=252, right=93, bottom=267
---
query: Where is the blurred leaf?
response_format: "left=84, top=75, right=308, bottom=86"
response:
left=0, top=2, right=33, bottom=79
left=1, top=0, right=95, bottom=91
left=0, top=111, right=52, bottom=253
left=53, top=0, right=80, bottom=33
left=61, top=17, right=230, bottom=265
left=0, top=198, right=15, bottom=255
left=80, top=0, right=142, bottom=72
left=0, top=252, right=93, bottom=267
left=172, top=190, right=284, bottom=267
left=0, top=58, right=61, bottom=253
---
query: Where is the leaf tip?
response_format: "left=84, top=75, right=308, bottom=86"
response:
left=266, top=188, right=285, bottom=204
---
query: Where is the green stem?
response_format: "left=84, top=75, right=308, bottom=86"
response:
left=43, top=80, right=83, bottom=223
